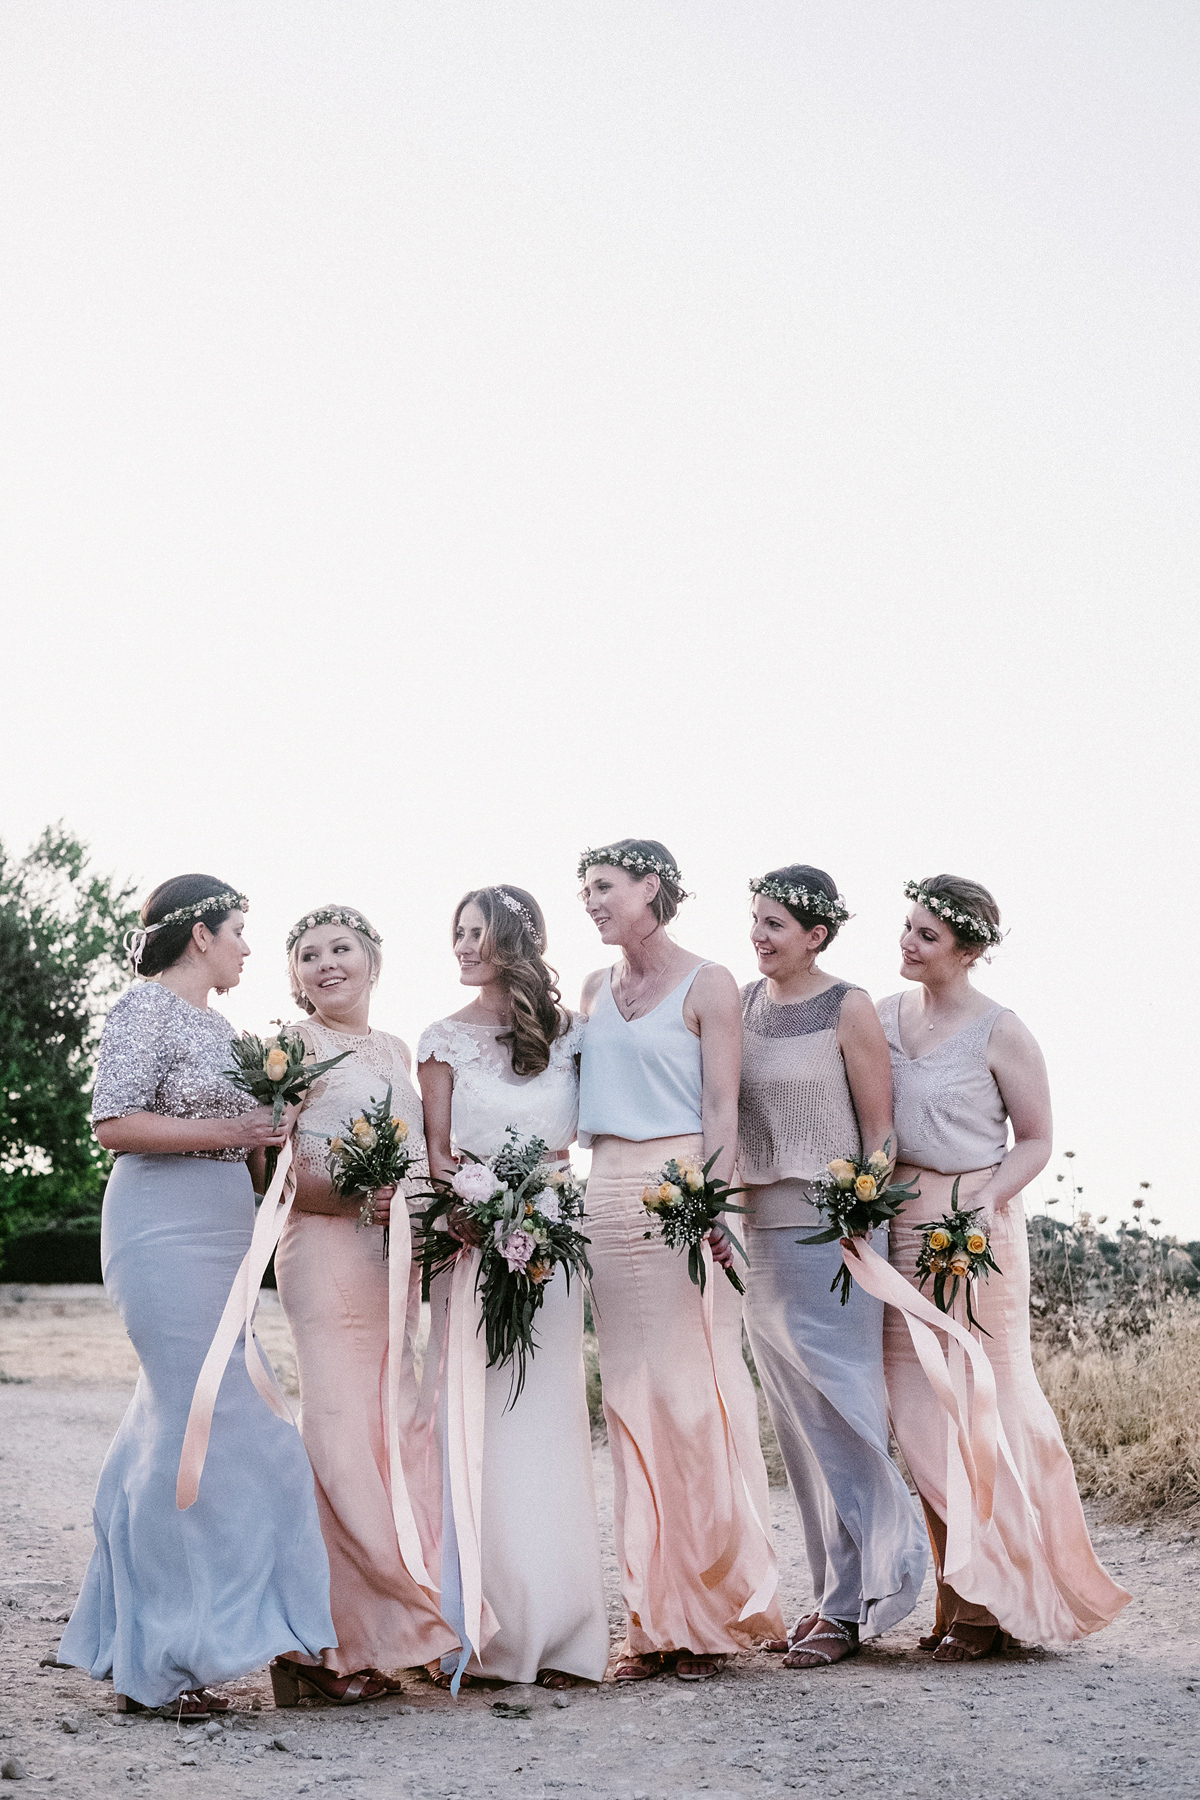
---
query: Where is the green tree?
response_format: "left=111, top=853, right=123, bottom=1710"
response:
left=0, top=825, right=138, bottom=1249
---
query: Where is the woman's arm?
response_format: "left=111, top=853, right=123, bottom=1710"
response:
left=417, top=1055, right=480, bottom=1246
left=979, top=1012, right=1053, bottom=1212
left=690, top=963, right=743, bottom=1186
left=837, top=990, right=894, bottom=1161
left=95, top=1106, right=293, bottom=1158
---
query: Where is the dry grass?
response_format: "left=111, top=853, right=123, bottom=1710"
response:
left=1033, top=1302, right=1200, bottom=1521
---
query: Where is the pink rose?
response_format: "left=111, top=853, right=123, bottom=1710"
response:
left=500, top=1229, right=536, bottom=1272
left=451, top=1162, right=499, bottom=1204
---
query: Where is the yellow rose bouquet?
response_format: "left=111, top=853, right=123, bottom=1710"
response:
left=802, top=1141, right=920, bottom=1303
left=326, top=1085, right=418, bottom=1250
left=914, top=1177, right=1002, bottom=1332
left=641, top=1150, right=749, bottom=1295
left=225, top=1026, right=352, bottom=1189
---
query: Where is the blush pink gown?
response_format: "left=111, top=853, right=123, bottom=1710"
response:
left=274, top=1022, right=457, bottom=1676
left=878, top=996, right=1130, bottom=1647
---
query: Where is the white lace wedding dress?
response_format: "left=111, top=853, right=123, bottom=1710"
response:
left=416, top=1013, right=609, bottom=1684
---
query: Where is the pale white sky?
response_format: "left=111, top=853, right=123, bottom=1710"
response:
left=1, top=4, right=1196, bottom=1231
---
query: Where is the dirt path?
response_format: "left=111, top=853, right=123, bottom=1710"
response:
left=1, top=1286, right=1197, bottom=1799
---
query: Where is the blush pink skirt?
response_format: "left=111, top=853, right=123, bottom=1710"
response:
left=585, top=1133, right=785, bottom=1657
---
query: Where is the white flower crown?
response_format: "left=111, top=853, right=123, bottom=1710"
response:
left=749, top=875, right=849, bottom=925
left=576, top=846, right=683, bottom=885
left=286, top=908, right=383, bottom=953
left=150, top=890, right=248, bottom=929
left=904, top=880, right=1002, bottom=947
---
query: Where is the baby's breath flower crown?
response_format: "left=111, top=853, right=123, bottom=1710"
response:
left=286, top=907, right=383, bottom=954
left=903, top=880, right=1002, bottom=948
left=749, top=876, right=849, bottom=925
left=152, top=890, right=248, bottom=929
left=576, top=846, right=683, bottom=885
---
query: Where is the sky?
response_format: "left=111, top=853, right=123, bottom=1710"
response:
left=1, top=3, right=1196, bottom=1232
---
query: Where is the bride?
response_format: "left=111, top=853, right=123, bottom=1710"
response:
left=417, top=885, right=609, bottom=1690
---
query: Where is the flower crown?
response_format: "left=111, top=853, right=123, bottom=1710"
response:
left=125, top=890, right=248, bottom=970
left=576, top=846, right=683, bottom=886
left=904, top=880, right=1002, bottom=947
left=286, top=907, right=383, bottom=953
left=493, top=888, right=545, bottom=951
left=749, top=876, right=849, bottom=925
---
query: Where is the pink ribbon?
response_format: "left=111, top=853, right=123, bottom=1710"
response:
left=384, top=1194, right=437, bottom=1595
left=176, top=1140, right=299, bottom=1510
left=840, top=1236, right=1042, bottom=1585
left=698, top=1243, right=780, bottom=1625
left=442, top=1250, right=501, bottom=1677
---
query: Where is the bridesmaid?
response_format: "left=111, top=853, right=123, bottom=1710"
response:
left=739, top=866, right=928, bottom=1670
left=879, top=874, right=1130, bottom=1659
left=577, top=839, right=785, bottom=1683
left=418, top=885, right=608, bottom=1691
left=59, top=875, right=335, bottom=1717
left=272, top=905, right=458, bottom=1704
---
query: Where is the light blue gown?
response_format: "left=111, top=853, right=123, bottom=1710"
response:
left=59, top=985, right=335, bottom=1706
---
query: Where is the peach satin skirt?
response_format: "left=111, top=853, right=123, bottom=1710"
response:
left=884, top=1167, right=1130, bottom=1646
left=586, top=1134, right=785, bottom=1657
left=275, top=1210, right=457, bottom=1674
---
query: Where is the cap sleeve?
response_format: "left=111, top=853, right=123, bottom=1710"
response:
left=91, top=986, right=173, bottom=1123
left=417, top=1018, right=474, bottom=1072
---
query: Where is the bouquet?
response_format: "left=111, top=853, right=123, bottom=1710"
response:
left=326, top=1085, right=417, bottom=1252
left=914, top=1177, right=1001, bottom=1332
left=641, top=1149, right=748, bottom=1295
left=225, top=1025, right=352, bottom=1188
left=800, top=1142, right=920, bottom=1303
left=417, top=1128, right=591, bottom=1401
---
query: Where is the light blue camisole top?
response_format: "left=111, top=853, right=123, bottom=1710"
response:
left=577, top=964, right=707, bottom=1145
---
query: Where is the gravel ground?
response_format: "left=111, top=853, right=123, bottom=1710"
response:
left=1, top=1285, right=1198, bottom=1799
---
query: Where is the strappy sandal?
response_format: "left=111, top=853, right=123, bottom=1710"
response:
left=918, top=1633, right=943, bottom=1652
left=782, top=1620, right=859, bottom=1669
left=270, top=1658, right=390, bottom=1707
left=765, top=1613, right=820, bottom=1655
left=117, top=1690, right=223, bottom=1720
left=612, top=1653, right=663, bottom=1684
left=537, top=1669, right=583, bottom=1689
left=427, top=1667, right=481, bottom=1691
left=674, top=1654, right=727, bottom=1682
left=932, top=1625, right=1008, bottom=1663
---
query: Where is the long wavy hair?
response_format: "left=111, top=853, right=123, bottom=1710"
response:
left=454, top=886, right=569, bottom=1077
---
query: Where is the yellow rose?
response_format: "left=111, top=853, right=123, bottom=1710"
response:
left=329, top=1136, right=345, bottom=1155
left=854, top=1173, right=878, bottom=1201
left=351, top=1118, right=377, bottom=1149
left=966, top=1232, right=988, bottom=1256
left=390, top=1117, right=409, bottom=1143
left=264, top=1047, right=289, bottom=1082
left=686, top=1170, right=704, bottom=1192
left=828, top=1159, right=857, bottom=1190
left=929, top=1255, right=948, bottom=1273
left=949, top=1253, right=971, bottom=1277
left=642, top=1186, right=664, bottom=1213
left=927, top=1229, right=951, bottom=1251
left=662, top=1183, right=683, bottom=1207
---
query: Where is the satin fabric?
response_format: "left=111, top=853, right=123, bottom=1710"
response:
left=429, top=1253, right=610, bottom=1686
left=883, top=1166, right=1131, bottom=1645
left=59, top=1155, right=335, bottom=1706
left=586, top=1133, right=784, bottom=1656
left=745, top=1217, right=926, bottom=1636
left=274, top=1207, right=457, bottom=1674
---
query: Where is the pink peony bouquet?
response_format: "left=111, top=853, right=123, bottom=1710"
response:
left=417, top=1128, right=590, bottom=1401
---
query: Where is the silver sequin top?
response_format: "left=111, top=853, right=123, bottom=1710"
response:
left=91, top=983, right=256, bottom=1161
left=738, top=980, right=862, bottom=1185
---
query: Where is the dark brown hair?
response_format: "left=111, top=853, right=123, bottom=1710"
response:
left=454, top=887, right=569, bottom=1077
left=914, top=873, right=1001, bottom=960
left=760, top=863, right=844, bottom=950
left=584, top=838, right=687, bottom=927
left=135, top=874, right=241, bottom=977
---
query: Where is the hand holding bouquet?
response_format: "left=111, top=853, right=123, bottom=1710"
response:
left=225, top=1025, right=352, bottom=1188
left=641, top=1149, right=748, bottom=1295
left=801, top=1141, right=920, bottom=1303
left=326, top=1085, right=417, bottom=1251
left=915, top=1177, right=1001, bottom=1332
left=417, top=1128, right=591, bottom=1400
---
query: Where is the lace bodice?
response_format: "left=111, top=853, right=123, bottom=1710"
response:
left=416, top=1013, right=585, bottom=1158
left=879, top=995, right=1011, bottom=1175
left=90, top=983, right=256, bottom=1161
left=292, top=1019, right=428, bottom=1201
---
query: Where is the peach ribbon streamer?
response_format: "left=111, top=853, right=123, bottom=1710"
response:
left=176, top=1139, right=299, bottom=1510
left=441, top=1249, right=500, bottom=1687
left=384, top=1197, right=438, bottom=1596
left=698, top=1242, right=780, bottom=1625
left=840, top=1236, right=1043, bottom=1584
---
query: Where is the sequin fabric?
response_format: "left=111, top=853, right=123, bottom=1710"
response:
left=91, top=983, right=256, bottom=1161
left=737, top=980, right=861, bottom=1183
